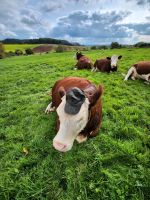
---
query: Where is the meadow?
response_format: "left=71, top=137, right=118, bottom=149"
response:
left=4, top=44, right=39, bottom=52
left=0, top=48, right=150, bottom=200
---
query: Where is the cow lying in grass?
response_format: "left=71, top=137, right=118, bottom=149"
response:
left=92, top=55, right=122, bottom=73
left=124, top=61, right=150, bottom=83
left=45, top=77, right=103, bottom=152
left=74, top=52, right=93, bottom=70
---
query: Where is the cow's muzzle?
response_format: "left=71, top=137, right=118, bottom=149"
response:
left=53, top=140, right=72, bottom=152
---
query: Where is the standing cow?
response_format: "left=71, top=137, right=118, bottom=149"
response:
left=45, top=77, right=103, bottom=152
left=93, top=55, right=122, bottom=73
left=124, top=61, right=150, bottom=83
left=74, top=52, right=93, bottom=70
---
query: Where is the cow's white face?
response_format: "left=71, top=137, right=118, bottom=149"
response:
left=53, top=96, right=90, bottom=152
left=110, top=55, right=122, bottom=68
left=73, top=53, right=77, bottom=60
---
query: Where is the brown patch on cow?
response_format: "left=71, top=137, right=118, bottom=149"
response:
left=94, top=59, right=111, bottom=72
left=133, top=61, right=150, bottom=75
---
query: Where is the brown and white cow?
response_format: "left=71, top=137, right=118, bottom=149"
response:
left=124, top=61, right=150, bottom=83
left=92, top=55, right=122, bottom=73
left=45, top=77, right=103, bottom=152
left=74, top=52, right=93, bottom=70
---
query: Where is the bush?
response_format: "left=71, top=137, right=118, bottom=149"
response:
left=97, top=45, right=108, bottom=50
left=6, top=51, right=15, bottom=57
left=55, top=45, right=65, bottom=53
left=0, top=43, right=5, bottom=59
left=25, top=48, right=34, bottom=55
left=15, top=49, right=23, bottom=56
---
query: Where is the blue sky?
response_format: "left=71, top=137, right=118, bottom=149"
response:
left=0, top=0, right=150, bottom=45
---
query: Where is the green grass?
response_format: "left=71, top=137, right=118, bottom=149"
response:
left=4, top=44, right=39, bottom=52
left=0, top=48, right=150, bottom=200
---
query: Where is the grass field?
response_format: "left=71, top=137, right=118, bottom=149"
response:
left=0, top=48, right=150, bottom=200
left=4, top=44, right=39, bottom=52
left=4, top=44, right=86, bottom=53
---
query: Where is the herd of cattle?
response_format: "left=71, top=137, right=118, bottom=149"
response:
left=45, top=52, right=150, bottom=152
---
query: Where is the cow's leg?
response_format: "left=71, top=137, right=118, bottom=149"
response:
left=45, top=102, right=55, bottom=114
left=139, top=74, right=150, bottom=82
left=92, top=67, right=98, bottom=72
left=144, top=81, right=150, bottom=85
left=91, top=67, right=95, bottom=72
left=74, top=67, right=77, bottom=70
left=76, top=134, right=87, bottom=143
left=124, top=67, right=135, bottom=81
left=131, top=76, right=136, bottom=80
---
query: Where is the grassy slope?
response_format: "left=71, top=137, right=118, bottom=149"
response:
left=0, top=48, right=150, bottom=200
left=4, top=44, right=84, bottom=53
left=4, top=44, right=39, bottom=52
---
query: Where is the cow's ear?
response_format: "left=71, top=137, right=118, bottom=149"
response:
left=106, top=57, right=111, bottom=60
left=58, top=87, right=66, bottom=98
left=84, top=85, right=103, bottom=106
left=118, top=55, right=122, bottom=59
left=91, top=85, right=103, bottom=106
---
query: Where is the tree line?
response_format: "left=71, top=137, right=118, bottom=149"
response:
left=0, top=38, right=78, bottom=46
left=91, top=42, right=150, bottom=50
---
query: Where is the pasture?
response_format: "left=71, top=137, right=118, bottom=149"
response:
left=0, top=48, right=150, bottom=200
left=4, top=44, right=39, bottom=52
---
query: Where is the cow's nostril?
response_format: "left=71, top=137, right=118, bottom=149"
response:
left=53, top=140, right=67, bottom=150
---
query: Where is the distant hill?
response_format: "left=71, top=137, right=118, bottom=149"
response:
left=1, top=38, right=81, bottom=46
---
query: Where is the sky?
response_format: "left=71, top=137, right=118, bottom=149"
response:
left=0, top=0, right=150, bottom=45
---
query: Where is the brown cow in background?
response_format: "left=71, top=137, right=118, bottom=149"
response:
left=74, top=52, right=93, bottom=70
left=93, top=55, right=122, bottom=73
left=124, top=61, right=150, bottom=83
left=45, top=77, right=103, bottom=152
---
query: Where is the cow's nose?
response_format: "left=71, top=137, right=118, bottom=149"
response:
left=53, top=140, right=67, bottom=152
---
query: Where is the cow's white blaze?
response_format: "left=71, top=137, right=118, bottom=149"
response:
left=73, top=53, right=77, bottom=60
left=53, top=96, right=90, bottom=152
left=110, top=55, right=119, bottom=68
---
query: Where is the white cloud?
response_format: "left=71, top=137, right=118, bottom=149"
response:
left=0, top=24, right=17, bottom=37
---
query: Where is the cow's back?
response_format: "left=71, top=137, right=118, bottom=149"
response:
left=52, top=77, right=91, bottom=107
left=76, top=56, right=93, bottom=69
left=96, top=59, right=111, bottom=72
left=134, top=61, right=150, bottom=75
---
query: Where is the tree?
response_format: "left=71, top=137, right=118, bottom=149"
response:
left=134, top=42, right=150, bottom=48
left=111, top=42, right=122, bottom=49
left=15, top=49, right=23, bottom=56
left=0, top=43, right=5, bottom=59
left=91, top=46, right=97, bottom=50
left=97, top=45, right=108, bottom=50
left=25, top=48, right=34, bottom=55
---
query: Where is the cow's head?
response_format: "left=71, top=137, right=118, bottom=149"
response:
left=53, top=85, right=103, bottom=152
left=76, top=52, right=84, bottom=60
left=107, top=55, right=122, bottom=69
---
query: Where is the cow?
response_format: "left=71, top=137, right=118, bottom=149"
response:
left=45, top=77, right=103, bottom=152
left=124, top=61, right=150, bottom=83
left=74, top=52, right=93, bottom=70
left=92, top=55, right=122, bottom=73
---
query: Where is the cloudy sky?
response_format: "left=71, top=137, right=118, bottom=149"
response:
left=0, top=0, right=150, bottom=45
